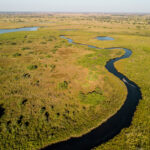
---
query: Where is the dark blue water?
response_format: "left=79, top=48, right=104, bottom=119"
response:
left=96, top=36, right=114, bottom=41
left=0, top=27, right=38, bottom=34
left=41, top=36, right=142, bottom=150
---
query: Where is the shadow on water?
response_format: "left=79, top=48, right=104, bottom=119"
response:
left=41, top=36, right=142, bottom=150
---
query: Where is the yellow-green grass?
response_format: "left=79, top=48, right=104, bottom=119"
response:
left=0, top=26, right=126, bottom=150
left=0, top=13, right=150, bottom=150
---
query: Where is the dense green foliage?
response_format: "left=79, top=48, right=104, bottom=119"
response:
left=79, top=87, right=104, bottom=106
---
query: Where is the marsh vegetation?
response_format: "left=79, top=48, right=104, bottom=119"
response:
left=0, top=13, right=150, bottom=150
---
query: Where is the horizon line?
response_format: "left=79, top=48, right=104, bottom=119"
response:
left=0, top=11, right=150, bottom=15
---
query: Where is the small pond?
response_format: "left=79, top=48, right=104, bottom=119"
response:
left=96, top=36, right=114, bottom=41
left=0, top=27, right=38, bottom=34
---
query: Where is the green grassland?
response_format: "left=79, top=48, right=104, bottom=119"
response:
left=0, top=13, right=150, bottom=150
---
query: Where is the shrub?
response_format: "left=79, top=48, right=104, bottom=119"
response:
left=48, top=38, right=53, bottom=41
left=59, top=81, right=68, bottom=89
left=11, top=42, right=17, bottom=45
left=23, top=73, right=31, bottom=78
left=46, top=55, right=52, bottom=58
left=0, top=104, right=5, bottom=118
left=44, top=64, right=47, bottom=68
left=51, top=48, right=57, bottom=54
left=27, top=40, right=32, bottom=43
left=54, top=45, right=60, bottom=48
left=27, top=65, right=38, bottom=70
left=22, top=47, right=31, bottom=50
left=40, top=41, right=47, bottom=44
left=13, top=53, right=22, bottom=57
left=22, top=99, right=28, bottom=105
left=24, top=35, right=28, bottom=38
left=41, top=107, right=46, bottom=113
left=50, top=64, right=56, bottom=72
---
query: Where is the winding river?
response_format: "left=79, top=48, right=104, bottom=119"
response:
left=0, top=27, right=142, bottom=150
left=42, top=36, right=142, bottom=150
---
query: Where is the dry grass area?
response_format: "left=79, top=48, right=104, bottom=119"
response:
left=0, top=13, right=150, bottom=150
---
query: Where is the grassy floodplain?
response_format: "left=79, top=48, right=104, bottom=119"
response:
left=0, top=13, right=150, bottom=150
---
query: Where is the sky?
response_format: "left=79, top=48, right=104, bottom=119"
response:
left=0, top=0, right=150, bottom=13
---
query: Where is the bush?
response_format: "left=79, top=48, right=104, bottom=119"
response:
left=27, top=65, right=38, bottom=70
left=51, top=48, right=57, bottom=54
left=22, top=47, right=31, bottom=50
left=27, top=40, right=32, bottom=43
left=59, top=81, right=68, bottom=89
left=48, top=38, right=53, bottom=41
left=50, top=64, right=56, bottom=72
left=0, top=104, right=5, bottom=118
left=46, top=55, right=52, bottom=58
left=40, top=41, right=47, bottom=44
left=11, top=42, right=17, bottom=45
left=13, top=53, right=22, bottom=57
